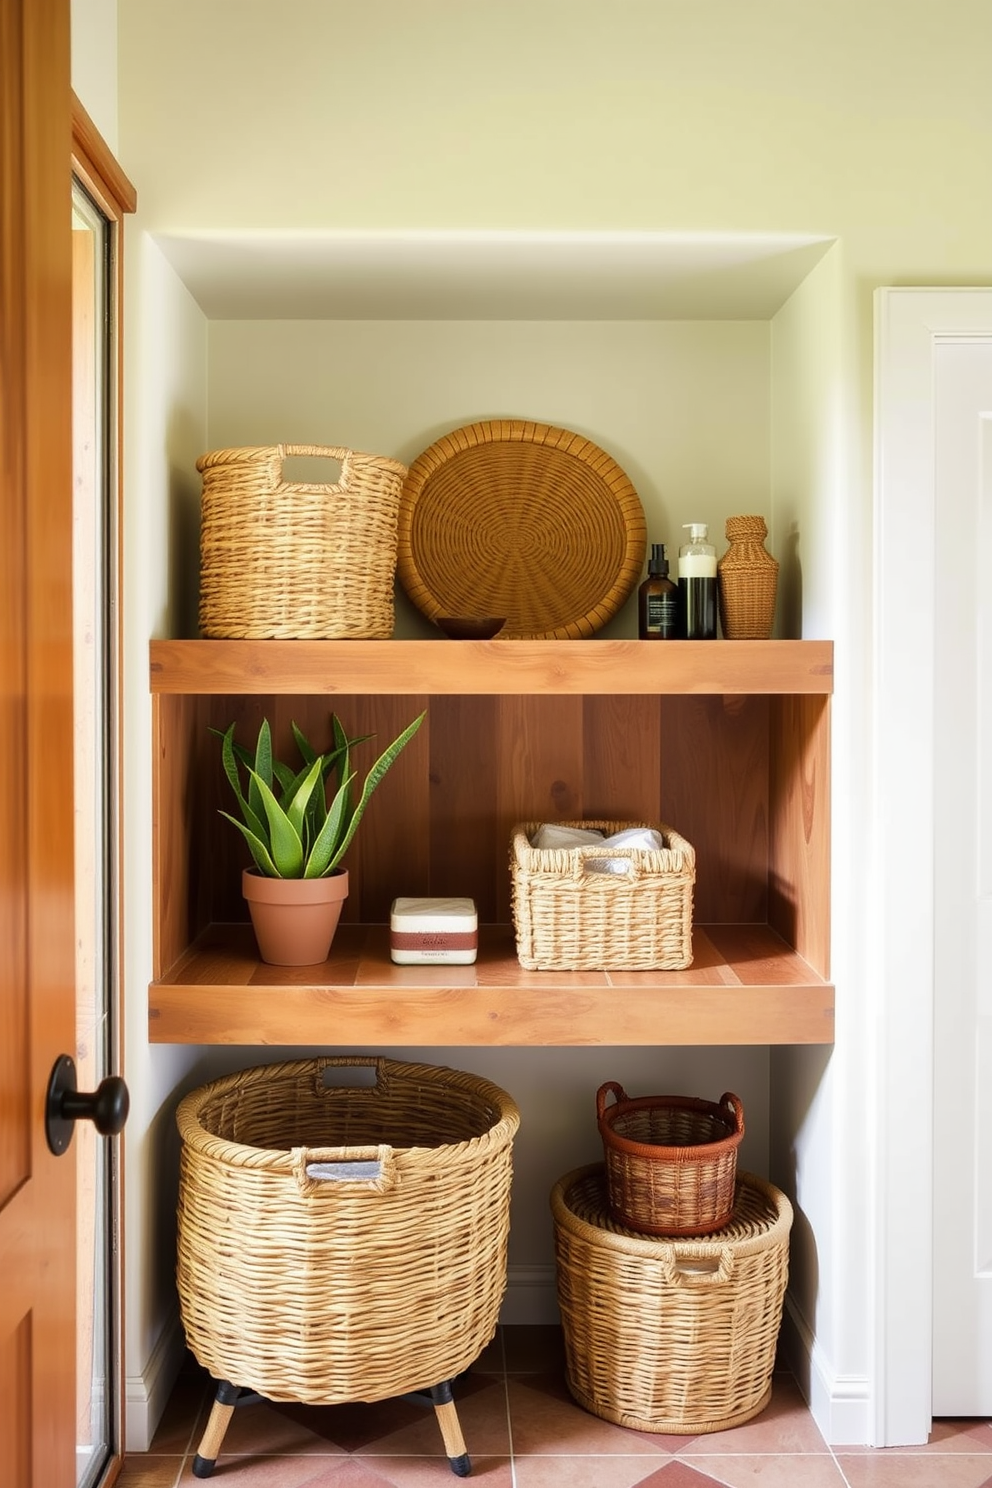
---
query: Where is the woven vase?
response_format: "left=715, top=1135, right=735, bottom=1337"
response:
left=717, top=516, right=779, bottom=640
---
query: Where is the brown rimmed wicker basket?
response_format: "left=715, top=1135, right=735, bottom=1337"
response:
left=552, top=1164, right=792, bottom=1435
left=596, top=1083, right=744, bottom=1236
left=175, top=1056, right=520, bottom=1405
left=510, top=819, right=695, bottom=971
left=197, top=443, right=408, bottom=639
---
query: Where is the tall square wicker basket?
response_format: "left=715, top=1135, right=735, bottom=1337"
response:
left=510, top=819, right=695, bottom=971
left=552, top=1164, right=792, bottom=1434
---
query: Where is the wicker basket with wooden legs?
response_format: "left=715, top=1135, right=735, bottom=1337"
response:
left=176, top=1057, right=520, bottom=1479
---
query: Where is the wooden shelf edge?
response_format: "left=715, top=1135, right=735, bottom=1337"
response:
left=147, top=923, right=834, bottom=1047
left=149, top=638, right=834, bottom=697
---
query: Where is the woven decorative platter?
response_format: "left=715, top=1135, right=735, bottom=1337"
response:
left=397, top=420, right=647, bottom=639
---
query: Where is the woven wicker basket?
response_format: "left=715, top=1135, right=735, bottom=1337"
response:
left=197, top=444, right=408, bottom=639
left=175, top=1056, right=520, bottom=1404
left=510, top=819, right=695, bottom=971
left=552, top=1164, right=792, bottom=1434
left=596, top=1083, right=744, bottom=1236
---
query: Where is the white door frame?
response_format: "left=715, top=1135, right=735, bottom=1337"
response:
left=873, top=287, right=992, bottom=1444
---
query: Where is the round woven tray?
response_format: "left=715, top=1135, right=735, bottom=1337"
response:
left=397, top=420, right=646, bottom=639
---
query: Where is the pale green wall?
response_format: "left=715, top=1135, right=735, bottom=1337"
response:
left=206, top=316, right=772, bottom=638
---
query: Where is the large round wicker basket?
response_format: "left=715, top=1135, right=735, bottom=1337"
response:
left=176, top=1057, right=520, bottom=1404
left=552, top=1164, right=792, bottom=1434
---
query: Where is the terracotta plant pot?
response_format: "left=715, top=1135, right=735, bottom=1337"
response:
left=242, top=868, right=349, bottom=966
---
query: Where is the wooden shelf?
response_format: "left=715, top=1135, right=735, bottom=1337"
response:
left=150, top=638, right=834, bottom=697
left=149, top=637, right=833, bottom=1048
left=149, top=923, right=834, bottom=1046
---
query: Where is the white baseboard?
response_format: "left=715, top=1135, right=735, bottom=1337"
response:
left=499, top=1265, right=560, bottom=1324
left=780, top=1291, right=871, bottom=1446
left=125, top=1312, right=187, bottom=1453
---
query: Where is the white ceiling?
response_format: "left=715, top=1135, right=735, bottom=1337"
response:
left=152, top=230, right=835, bottom=321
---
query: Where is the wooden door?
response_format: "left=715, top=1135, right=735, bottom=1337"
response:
left=0, top=0, right=78, bottom=1482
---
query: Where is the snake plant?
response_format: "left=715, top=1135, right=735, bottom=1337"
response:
left=215, top=710, right=425, bottom=878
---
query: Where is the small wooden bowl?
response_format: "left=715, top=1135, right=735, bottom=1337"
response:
left=435, top=616, right=507, bottom=640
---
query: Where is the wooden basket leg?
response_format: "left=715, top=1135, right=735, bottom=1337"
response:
left=192, top=1380, right=241, bottom=1479
left=430, top=1379, right=471, bottom=1477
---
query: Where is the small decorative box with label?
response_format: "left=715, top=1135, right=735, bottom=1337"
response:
left=389, top=896, right=479, bottom=965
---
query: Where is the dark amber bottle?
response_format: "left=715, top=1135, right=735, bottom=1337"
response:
left=637, top=543, right=679, bottom=639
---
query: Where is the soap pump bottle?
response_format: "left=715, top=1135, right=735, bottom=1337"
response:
left=678, top=522, right=718, bottom=639
left=638, top=543, right=678, bottom=639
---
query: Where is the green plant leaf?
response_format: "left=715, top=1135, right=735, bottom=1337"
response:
left=326, top=710, right=425, bottom=870
left=218, top=724, right=268, bottom=842
left=218, top=810, right=279, bottom=876
left=304, top=770, right=356, bottom=877
left=271, top=759, right=295, bottom=797
left=292, top=719, right=317, bottom=766
left=249, top=768, right=305, bottom=877
left=285, top=756, right=324, bottom=840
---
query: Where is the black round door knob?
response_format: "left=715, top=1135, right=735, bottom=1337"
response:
left=45, top=1053, right=130, bottom=1155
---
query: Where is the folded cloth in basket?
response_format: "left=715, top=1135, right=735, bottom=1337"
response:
left=530, top=824, right=605, bottom=850
left=528, top=823, right=667, bottom=873
left=586, top=826, right=667, bottom=873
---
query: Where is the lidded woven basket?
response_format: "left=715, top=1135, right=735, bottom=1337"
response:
left=552, top=1163, right=792, bottom=1434
left=197, top=443, right=408, bottom=639
left=175, top=1056, right=520, bottom=1405
left=596, top=1083, right=744, bottom=1236
left=717, top=514, right=779, bottom=639
left=510, top=819, right=695, bottom=971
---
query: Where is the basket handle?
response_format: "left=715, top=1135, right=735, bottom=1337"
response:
left=570, top=849, right=646, bottom=882
left=661, top=1247, right=736, bottom=1286
left=275, top=444, right=355, bottom=488
left=596, top=1081, right=628, bottom=1121
left=293, top=1144, right=397, bottom=1194
left=312, top=1055, right=386, bottom=1095
left=720, top=1091, right=745, bottom=1138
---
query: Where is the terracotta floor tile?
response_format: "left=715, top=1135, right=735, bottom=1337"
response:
left=178, top=1455, right=366, bottom=1485
left=837, top=1454, right=992, bottom=1487
left=502, top=1324, right=567, bottom=1374
left=679, top=1375, right=830, bottom=1457
left=358, top=1458, right=513, bottom=1485
left=511, top=1457, right=679, bottom=1487
left=688, top=1457, right=851, bottom=1486
left=505, top=1377, right=667, bottom=1456
left=116, top=1327, right=992, bottom=1488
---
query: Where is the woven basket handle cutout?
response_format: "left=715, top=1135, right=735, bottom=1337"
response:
left=313, top=1055, right=385, bottom=1096
left=720, top=1092, right=745, bottom=1137
left=572, top=849, right=645, bottom=882
left=273, top=444, right=353, bottom=491
left=662, top=1247, right=736, bottom=1287
left=294, top=1144, right=397, bottom=1194
left=595, top=1082, right=627, bottom=1121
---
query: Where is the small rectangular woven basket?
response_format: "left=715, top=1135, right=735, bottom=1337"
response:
left=596, top=1083, right=745, bottom=1236
left=197, top=443, right=408, bottom=639
left=510, top=819, right=695, bottom=971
